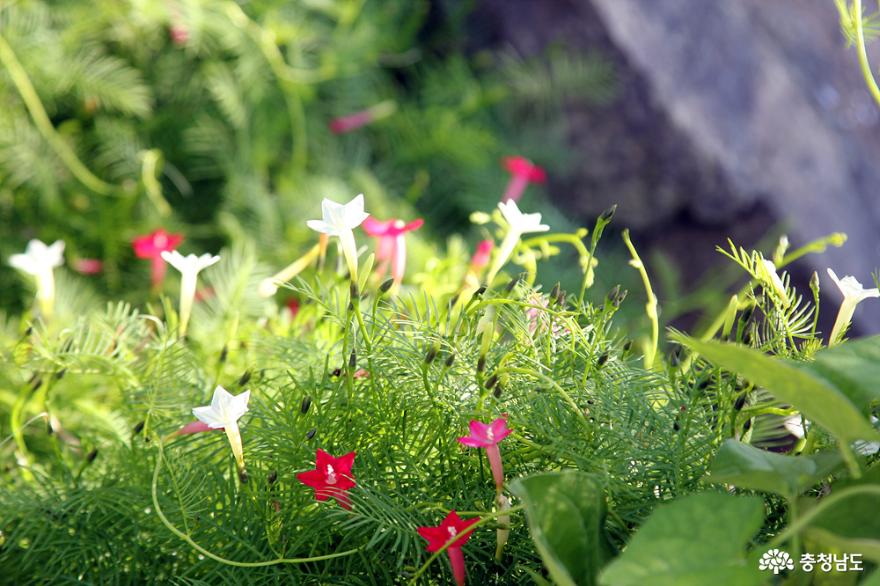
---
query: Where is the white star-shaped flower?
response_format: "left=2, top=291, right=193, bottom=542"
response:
left=497, top=200, right=549, bottom=235
left=306, top=194, right=369, bottom=280
left=9, top=239, right=66, bottom=316
left=826, top=268, right=880, bottom=345
left=827, top=268, right=880, bottom=302
left=192, top=385, right=250, bottom=429
left=161, top=250, right=221, bottom=275
left=192, top=385, right=251, bottom=481
left=9, top=239, right=65, bottom=276
left=306, top=194, right=369, bottom=236
left=161, top=250, right=221, bottom=337
left=486, top=201, right=550, bottom=285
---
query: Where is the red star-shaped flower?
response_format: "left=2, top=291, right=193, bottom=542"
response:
left=133, top=229, right=183, bottom=259
left=417, top=511, right=479, bottom=586
left=296, top=449, right=357, bottom=509
left=132, top=229, right=184, bottom=289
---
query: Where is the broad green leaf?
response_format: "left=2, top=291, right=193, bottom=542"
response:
left=510, top=470, right=613, bottom=586
left=674, top=336, right=880, bottom=444
left=802, top=465, right=880, bottom=562
left=705, top=439, right=843, bottom=499
left=802, top=335, right=880, bottom=409
left=598, top=493, right=765, bottom=586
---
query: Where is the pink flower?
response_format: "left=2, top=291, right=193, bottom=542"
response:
left=329, top=101, right=397, bottom=134
left=133, top=229, right=184, bottom=290
left=501, top=156, right=546, bottom=203
left=417, top=511, right=479, bottom=586
left=73, top=258, right=103, bottom=275
left=169, top=24, right=188, bottom=46
left=362, top=216, right=424, bottom=287
left=296, top=449, right=357, bottom=509
left=176, top=421, right=218, bottom=434
left=458, top=417, right=511, bottom=490
left=469, top=240, right=494, bottom=272
left=286, top=298, right=300, bottom=317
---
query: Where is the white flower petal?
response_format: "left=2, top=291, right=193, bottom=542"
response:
left=196, top=254, right=221, bottom=272
left=161, top=250, right=186, bottom=272
left=306, top=219, right=335, bottom=235
left=9, top=239, right=67, bottom=275
left=46, top=241, right=66, bottom=268
left=210, top=385, right=234, bottom=413
left=827, top=267, right=880, bottom=302
left=192, top=406, right=226, bottom=428
left=9, top=253, right=33, bottom=274
left=228, top=390, right=250, bottom=420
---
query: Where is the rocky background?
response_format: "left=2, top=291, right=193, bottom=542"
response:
left=471, top=0, right=880, bottom=333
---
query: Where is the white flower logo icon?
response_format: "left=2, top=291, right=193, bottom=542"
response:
left=759, top=549, right=794, bottom=574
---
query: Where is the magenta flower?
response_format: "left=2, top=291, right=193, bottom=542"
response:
left=362, top=216, right=424, bottom=288
left=469, top=240, right=494, bottom=272
left=72, top=258, right=103, bottom=275
left=329, top=101, right=397, bottom=134
left=501, top=156, right=546, bottom=203
left=417, top=510, right=479, bottom=586
left=458, top=417, right=511, bottom=490
left=132, top=229, right=184, bottom=290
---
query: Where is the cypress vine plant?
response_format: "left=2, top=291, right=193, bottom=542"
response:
left=1, top=191, right=878, bottom=584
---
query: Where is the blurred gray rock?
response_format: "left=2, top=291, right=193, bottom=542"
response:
left=473, top=0, right=880, bottom=331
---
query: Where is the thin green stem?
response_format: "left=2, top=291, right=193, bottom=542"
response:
left=854, top=0, right=880, bottom=108
left=0, top=34, right=116, bottom=196
left=151, top=442, right=360, bottom=566
left=767, top=485, right=880, bottom=549
left=622, top=230, right=659, bottom=369
left=408, top=506, right=524, bottom=585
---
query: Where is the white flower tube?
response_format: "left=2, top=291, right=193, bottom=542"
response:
left=9, top=239, right=65, bottom=318
left=306, top=194, right=369, bottom=283
left=485, top=201, right=549, bottom=285
left=826, top=268, right=880, bottom=345
left=759, top=259, right=789, bottom=307
left=192, top=385, right=251, bottom=480
left=161, top=250, right=221, bottom=337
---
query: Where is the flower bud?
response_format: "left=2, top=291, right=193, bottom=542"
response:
left=349, top=350, right=357, bottom=368
left=379, top=278, right=394, bottom=293
left=306, top=428, right=317, bottom=440
left=599, top=204, right=617, bottom=222
left=607, top=285, right=621, bottom=303
left=238, top=370, right=252, bottom=387
left=301, top=395, right=312, bottom=414
left=445, top=353, right=455, bottom=367
left=425, top=345, right=438, bottom=364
